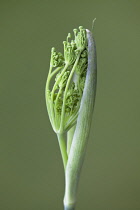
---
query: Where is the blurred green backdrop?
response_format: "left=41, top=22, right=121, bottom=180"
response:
left=0, top=0, right=140, bottom=209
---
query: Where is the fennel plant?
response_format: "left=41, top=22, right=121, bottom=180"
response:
left=45, top=24, right=97, bottom=210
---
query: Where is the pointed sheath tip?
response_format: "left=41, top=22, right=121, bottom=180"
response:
left=85, top=18, right=97, bottom=33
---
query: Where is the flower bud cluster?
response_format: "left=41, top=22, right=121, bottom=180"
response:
left=46, top=26, right=88, bottom=133
left=73, top=26, right=87, bottom=51
left=50, top=47, right=64, bottom=67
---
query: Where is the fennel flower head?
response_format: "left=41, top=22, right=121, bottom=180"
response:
left=45, top=24, right=97, bottom=210
left=46, top=26, right=92, bottom=134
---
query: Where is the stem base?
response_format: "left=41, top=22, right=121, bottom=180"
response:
left=64, top=205, right=75, bottom=210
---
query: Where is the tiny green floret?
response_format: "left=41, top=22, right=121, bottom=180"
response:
left=45, top=26, right=88, bottom=134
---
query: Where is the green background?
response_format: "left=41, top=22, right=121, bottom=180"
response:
left=1, top=0, right=140, bottom=209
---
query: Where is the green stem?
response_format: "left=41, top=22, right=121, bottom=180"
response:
left=67, top=125, right=76, bottom=155
left=50, top=64, right=69, bottom=128
left=50, top=66, right=62, bottom=79
left=57, top=133, right=68, bottom=170
left=51, top=64, right=69, bottom=101
left=46, top=67, right=52, bottom=90
left=60, top=53, right=81, bottom=132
